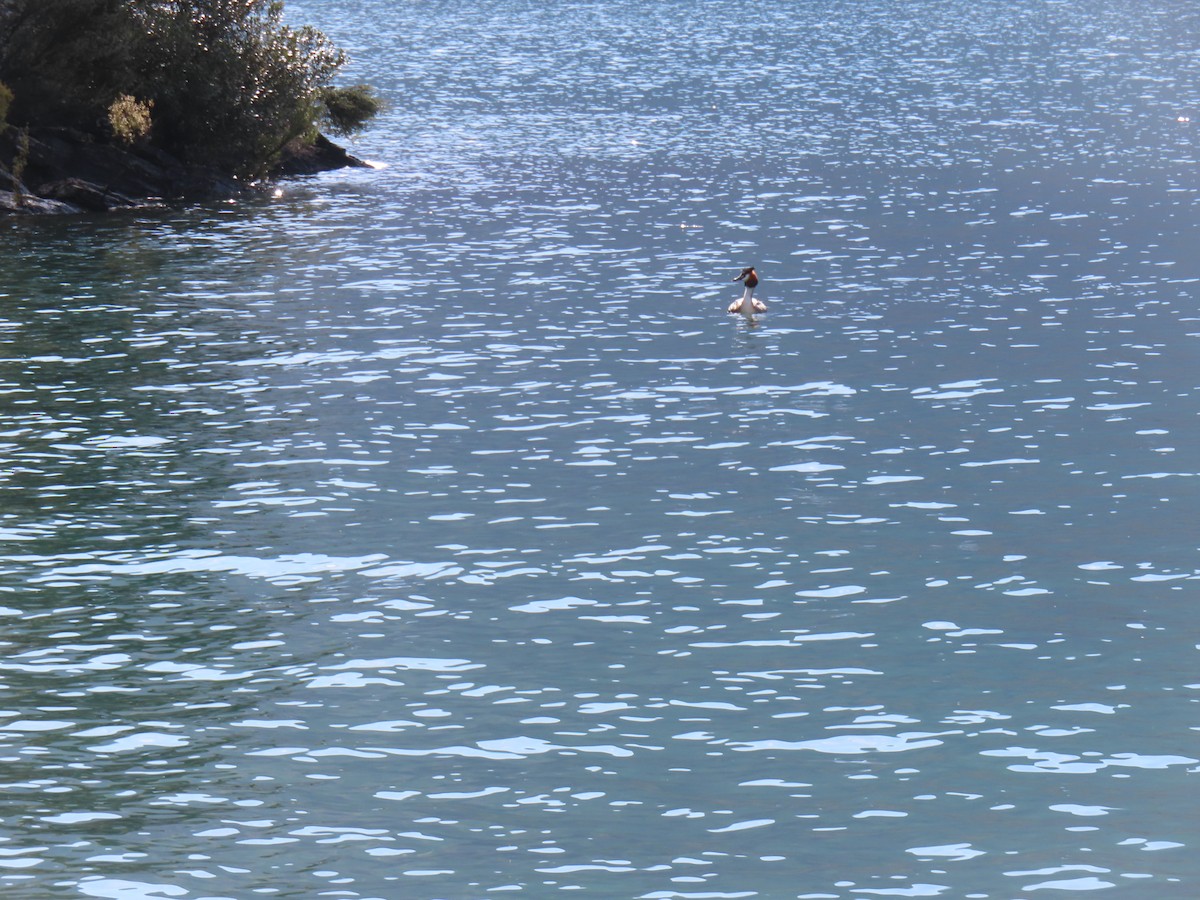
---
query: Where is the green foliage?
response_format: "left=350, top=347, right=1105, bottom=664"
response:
left=139, top=0, right=347, bottom=176
left=320, top=84, right=383, bottom=137
left=10, top=125, right=28, bottom=201
left=0, top=0, right=141, bottom=130
left=0, top=0, right=368, bottom=178
left=0, top=81, right=11, bottom=126
left=108, top=93, right=153, bottom=145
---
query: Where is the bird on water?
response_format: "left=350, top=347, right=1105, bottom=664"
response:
left=728, top=266, right=766, bottom=319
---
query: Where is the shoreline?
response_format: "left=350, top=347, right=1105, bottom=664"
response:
left=0, top=126, right=371, bottom=215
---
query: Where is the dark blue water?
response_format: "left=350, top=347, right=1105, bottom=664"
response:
left=2, top=1, right=1199, bottom=897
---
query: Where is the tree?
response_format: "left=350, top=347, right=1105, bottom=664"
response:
left=0, top=0, right=372, bottom=178
left=0, top=0, right=141, bottom=130
left=136, top=0, right=346, bottom=176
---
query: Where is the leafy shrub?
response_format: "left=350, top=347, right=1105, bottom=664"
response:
left=107, top=93, right=153, bottom=145
left=0, top=0, right=139, bottom=130
left=320, top=84, right=383, bottom=137
left=138, top=0, right=347, bottom=176
left=0, top=0, right=370, bottom=178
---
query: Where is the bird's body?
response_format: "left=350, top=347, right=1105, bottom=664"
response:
left=729, top=266, right=766, bottom=319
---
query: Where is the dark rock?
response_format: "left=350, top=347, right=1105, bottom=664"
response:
left=0, top=126, right=370, bottom=215
left=274, top=133, right=371, bottom=177
left=40, top=177, right=141, bottom=212
left=0, top=189, right=80, bottom=215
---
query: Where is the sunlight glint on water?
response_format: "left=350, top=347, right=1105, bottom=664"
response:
left=2, top=1, right=1199, bottom=897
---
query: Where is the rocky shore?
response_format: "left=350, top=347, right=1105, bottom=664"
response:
left=0, top=127, right=370, bottom=215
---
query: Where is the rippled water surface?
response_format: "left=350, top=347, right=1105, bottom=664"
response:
left=3, top=1, right=1200, bottom=897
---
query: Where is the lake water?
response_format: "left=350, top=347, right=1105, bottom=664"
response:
left=3, top=1, right=1199, bottom=897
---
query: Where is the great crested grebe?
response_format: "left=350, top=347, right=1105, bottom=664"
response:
left=729, top=266, right=766, bottom=319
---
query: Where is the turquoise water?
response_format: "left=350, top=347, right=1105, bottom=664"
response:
left=2, top=1, right=1199, bottom=897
